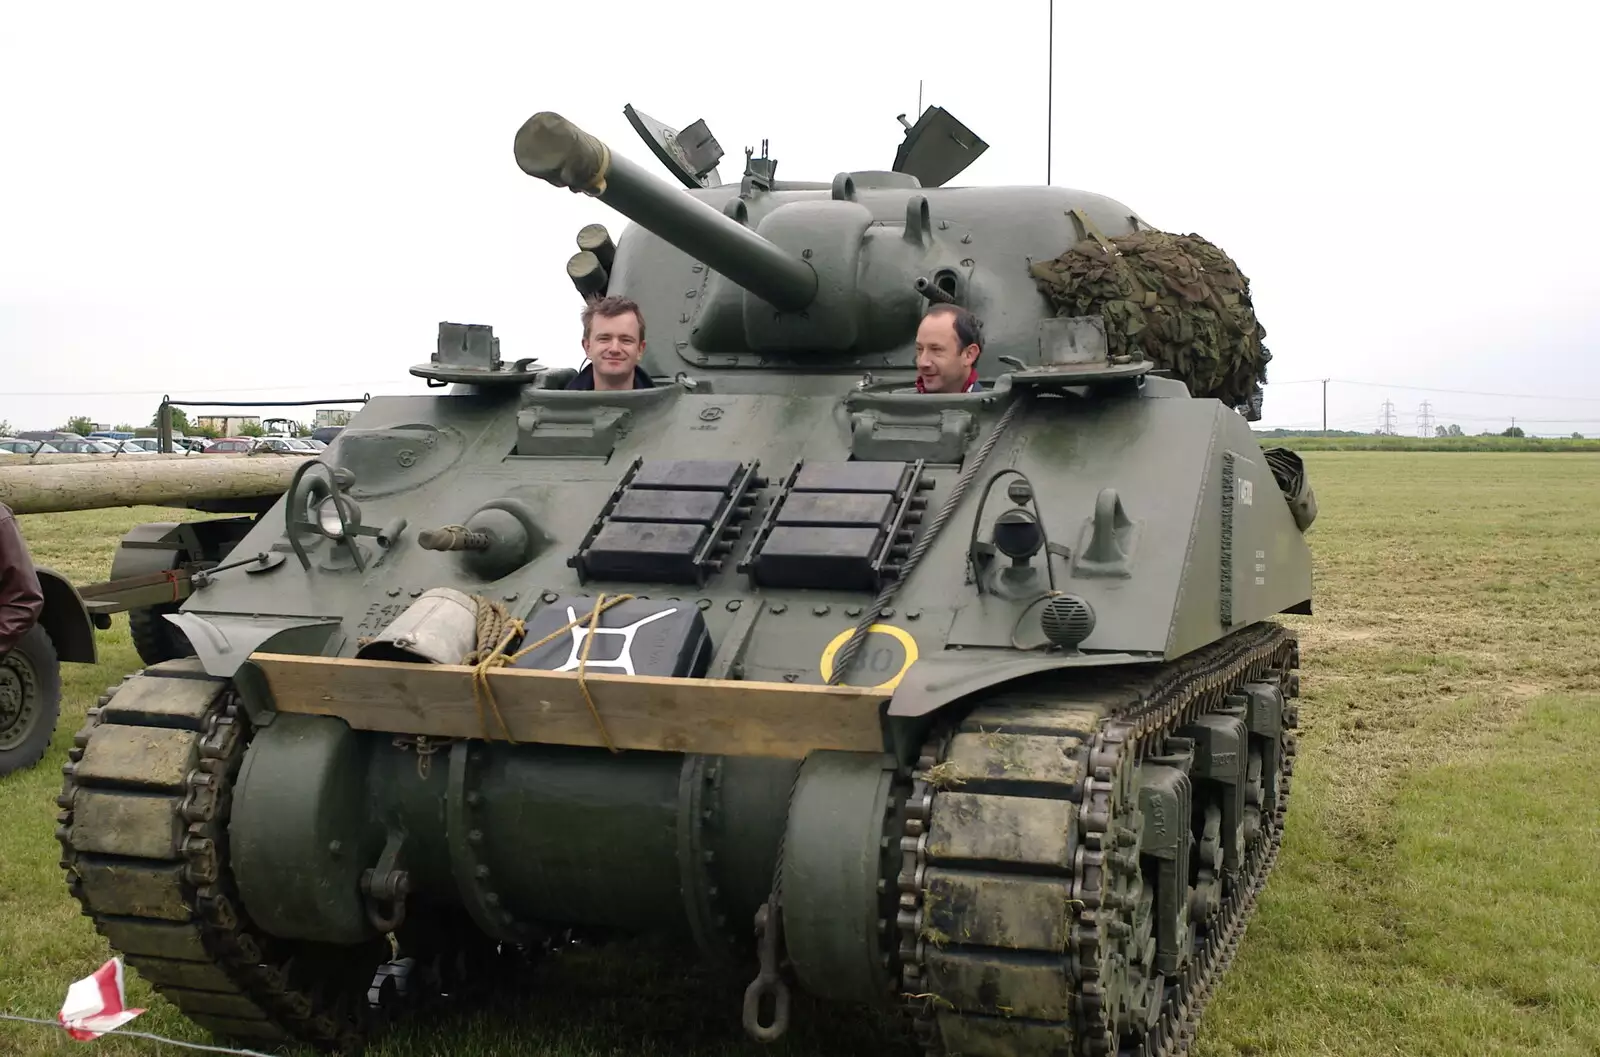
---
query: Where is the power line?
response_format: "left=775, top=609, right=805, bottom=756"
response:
left=1269, top=378, right=1600, bottom=402
left=5, top=381, right=414, bottom=399
left=1428, top=412, right=1600, bottom=424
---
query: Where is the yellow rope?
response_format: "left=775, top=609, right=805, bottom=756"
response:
left=465, top=593, right=634, bottom=749
left=576, top=597, right=620, bottom=753
left=467, top=613, right=524, bottom=744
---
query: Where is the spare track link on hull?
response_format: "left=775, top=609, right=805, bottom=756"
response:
left=895, top=622, right=1300, bottom=1057
left=56, top=660, right=397, bottom=1052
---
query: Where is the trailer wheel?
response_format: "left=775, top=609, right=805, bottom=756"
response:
left=129, top=601, right=195, bottom=666
left=0, top=624, right=62, bottom=778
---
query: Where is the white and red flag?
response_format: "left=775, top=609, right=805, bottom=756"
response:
left=58, top=957, right=145, bottom=1040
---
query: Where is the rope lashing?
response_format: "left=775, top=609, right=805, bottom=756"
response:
left=464, top=592, right=634, bottom=750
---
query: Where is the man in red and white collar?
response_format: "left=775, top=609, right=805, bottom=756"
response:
left=912, top=304, right=984, bottom=393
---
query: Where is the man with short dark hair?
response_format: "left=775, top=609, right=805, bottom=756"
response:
left=0, top=503, right=44, bottom=658
left=913, top=304, right=984, bottom=393
left=566, top=295, right=655, bottom=391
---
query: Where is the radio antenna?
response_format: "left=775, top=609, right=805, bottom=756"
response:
left=1046, top=0, right=1054, bottom=183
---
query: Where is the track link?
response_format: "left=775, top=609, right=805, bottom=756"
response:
left=56, top=660, right=396, bottom=1051
left=896, top=622, right=1300, bottom=1057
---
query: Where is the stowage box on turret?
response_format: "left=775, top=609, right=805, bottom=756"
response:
left=57, top=101, right=1316, bottom=1057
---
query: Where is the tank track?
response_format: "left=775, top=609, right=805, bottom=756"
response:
left=894, top=621, right=1299, bottom=1057
left=54, top=660, right=505, bottom=1052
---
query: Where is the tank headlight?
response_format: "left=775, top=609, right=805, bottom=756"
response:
left=992, top=507, right=1044, bottom=563
left=316, top=495, right=357, bottom=539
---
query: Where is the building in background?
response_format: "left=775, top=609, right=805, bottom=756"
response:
left=195, top=415, right=261, bottom=436
left=313, top=409, right=352, bottom=429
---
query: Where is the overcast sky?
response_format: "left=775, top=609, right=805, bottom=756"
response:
left=3, top=1, right=1596, bottom=437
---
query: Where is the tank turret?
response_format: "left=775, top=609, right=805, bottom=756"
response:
left=513, top=107, right=1164, bottom=386
left=518, top=106, right=1269, bottom=419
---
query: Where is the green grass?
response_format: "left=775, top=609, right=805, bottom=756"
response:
left=1257, top=434, right=1600, bottom=452
left=1197, top=452, right=1600, bottom=1056
left=3, top=453, right=1599, bottom=1056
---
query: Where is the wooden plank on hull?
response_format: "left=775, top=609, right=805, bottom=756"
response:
left=250, top=652, right=891, bottom=758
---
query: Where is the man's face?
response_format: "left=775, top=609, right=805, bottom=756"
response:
left=582, top=309, right=645, bottom=386
left=914, top=312, right=978, bottom=393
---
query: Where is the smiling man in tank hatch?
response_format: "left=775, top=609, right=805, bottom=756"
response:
left=911, top=303, right=984, bottom=393
left=566, top=295, right=656, bottom=391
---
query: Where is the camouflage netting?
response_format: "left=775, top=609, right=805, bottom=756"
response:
left=1028, top=227, right=1270, bottom=417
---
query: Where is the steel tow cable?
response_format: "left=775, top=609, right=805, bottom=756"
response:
left=828, top=390, right=1028, bottom=685
left=742, top=390, right=1029, bottom=1042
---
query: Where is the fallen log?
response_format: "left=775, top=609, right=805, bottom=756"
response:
left=0, top=451, right=294, bottom=466
left=0, top=455, right=311, bottom=515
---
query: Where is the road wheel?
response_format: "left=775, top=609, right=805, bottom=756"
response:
left=129, top=601, right=194, bottom=666
left=0, top=624, right=62, bottom=777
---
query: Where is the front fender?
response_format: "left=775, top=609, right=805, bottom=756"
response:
left=35, top=566, right=97, bottom=664
left=107, top=521, right=185, bottom=582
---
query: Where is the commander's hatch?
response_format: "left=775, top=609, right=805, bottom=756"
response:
left=623, top=103, right=725, bottom=188
left=893, top=106, right=988, bottom=187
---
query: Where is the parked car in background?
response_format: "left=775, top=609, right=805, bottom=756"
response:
left=0, top=438, right=60, bottom=454
left=311, top=426, right=344, bottom=446
left=49, top=438, right=120, bottom=454
left=254, top=436, right=319, bottom=454
left=203, top=437, right=256, bottom=453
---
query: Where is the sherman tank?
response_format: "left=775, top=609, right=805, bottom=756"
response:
left=55, top=101, right=1316, bottom=1056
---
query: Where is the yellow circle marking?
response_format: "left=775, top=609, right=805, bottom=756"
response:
left=819, top=624, right=919, bottom=691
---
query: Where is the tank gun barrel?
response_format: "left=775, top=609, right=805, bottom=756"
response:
left=514, top=112, right=818, bottom=312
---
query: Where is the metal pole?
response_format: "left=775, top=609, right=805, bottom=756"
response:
left=158, top=397, right=173, bottom=453
left=1046, top=0, right=1054, bottom=184
left=1321, top=379, right=1328, bottom=435
left=162, top=395, right=370, bottom=409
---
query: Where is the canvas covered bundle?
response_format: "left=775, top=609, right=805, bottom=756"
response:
left=1028, top=226, right=1270, bottom=417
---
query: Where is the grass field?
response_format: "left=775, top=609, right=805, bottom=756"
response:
left=1255, top=434, right=1600, bottom=453
left=2, top=451, right=1597, bottom=1056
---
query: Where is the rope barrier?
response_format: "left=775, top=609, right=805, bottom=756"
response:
left=0, top=1012, right=281, bottom=1057
left=464, top=592, right=634, bottom=751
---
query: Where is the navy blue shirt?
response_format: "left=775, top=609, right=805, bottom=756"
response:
left=564, top=363, right=655, bottom=390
